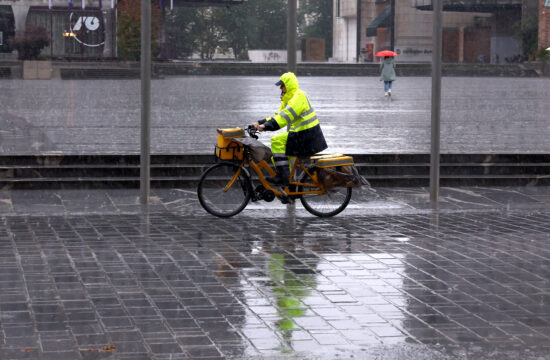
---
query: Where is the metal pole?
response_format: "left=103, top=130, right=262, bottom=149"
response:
left=140, top=0, right=151, bottom=205
left=287, top=0, right=297, bottom=73
left=390, top=0, right=395, bottom=50
left=286, top=0, right=297, bottom=212
left=430, top=0, right=442, bottom=203
left=50, top=10, right=53, bottom=58
left=356, top=0, right=361, bottom=63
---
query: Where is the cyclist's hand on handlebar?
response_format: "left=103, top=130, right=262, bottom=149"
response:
left=250, top=122, right=265, bottom=132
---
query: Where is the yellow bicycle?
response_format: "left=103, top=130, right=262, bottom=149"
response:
left=197, top=126, right=353, bottom=218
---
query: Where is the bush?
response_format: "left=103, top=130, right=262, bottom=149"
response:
left=512, top=17, right=538, bottom=60
left=9, top=25, right=50, bottom=60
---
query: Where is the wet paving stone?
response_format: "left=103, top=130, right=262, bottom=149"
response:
left=1, top=210, right=550, bottom=359
left=2, top=77, right=550, bottom=155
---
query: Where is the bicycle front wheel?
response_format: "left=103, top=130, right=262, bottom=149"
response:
left=197, top=163, right=251, bottom=217
left=299, top=173, right=352, bottom=217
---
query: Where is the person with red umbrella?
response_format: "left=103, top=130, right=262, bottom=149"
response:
left=376, top=50, right=397, bottom=97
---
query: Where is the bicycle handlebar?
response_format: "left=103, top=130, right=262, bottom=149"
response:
left=246, top=125, right=259, bottom=139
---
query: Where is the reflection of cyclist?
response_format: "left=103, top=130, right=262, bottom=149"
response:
left=251, top=72, right=327, bottom=186
left=268, top=254, right=315, bottom=349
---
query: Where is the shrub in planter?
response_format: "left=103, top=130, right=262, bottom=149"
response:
left=9, top=25, right=50, bottom=60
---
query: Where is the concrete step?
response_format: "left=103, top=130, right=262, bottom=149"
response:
left=1, top=154, right=550, bottom=189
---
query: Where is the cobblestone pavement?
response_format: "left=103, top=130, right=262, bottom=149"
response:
left=1, top=76, right=549, bottom=155
left=1, top=187, right=550, bottom=359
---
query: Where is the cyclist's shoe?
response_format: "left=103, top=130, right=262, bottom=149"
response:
left=266, top=165, right=290, bottom=187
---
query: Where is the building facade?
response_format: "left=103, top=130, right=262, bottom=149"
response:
left=540, top=0, right=550, bottom=50
left=0, top=0, right=243, bottom=59
left=0, top=0, right=116, bottom=58
left=332, top=0, right=532, bottom=63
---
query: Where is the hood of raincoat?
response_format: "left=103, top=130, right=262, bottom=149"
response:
left=278, top=72, right=299, bottom=103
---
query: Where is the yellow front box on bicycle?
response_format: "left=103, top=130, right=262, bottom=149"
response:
left=216, top=128, right=245, bottom=160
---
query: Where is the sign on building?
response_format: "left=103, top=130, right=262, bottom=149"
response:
left=70, top=13, right=104, bottom=47
left=27, top=7, right=105, bottom=58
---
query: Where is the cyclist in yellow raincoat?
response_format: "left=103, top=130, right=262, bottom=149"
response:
left=252, top=72, right=327, bottom=186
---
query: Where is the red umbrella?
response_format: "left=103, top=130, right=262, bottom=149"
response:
left=375, top=50, right=398, bottom=57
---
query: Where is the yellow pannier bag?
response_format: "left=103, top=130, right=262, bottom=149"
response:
left=216, top=128, right=245, bottom=160
left=311, top=153, right=354, bottom=168
left=311, top=154, right=369, bottom=188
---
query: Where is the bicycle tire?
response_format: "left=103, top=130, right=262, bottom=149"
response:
left=197, top=162, right=251, bottom=217
left=298, top=170, right=352, bottom=217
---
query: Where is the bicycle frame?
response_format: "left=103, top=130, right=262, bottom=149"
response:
left=224, top=149, right=326, bottom=198
left=199, top=128, right=354, bottom=218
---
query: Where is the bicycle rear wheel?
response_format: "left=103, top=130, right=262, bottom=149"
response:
left=197, top=163, right=251, bottom=217
left=298, top=172, right=352, bottom=217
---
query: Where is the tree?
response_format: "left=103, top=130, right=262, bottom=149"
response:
left=164, top=7, right=199, bottom=58
left=298, top=0, right=333, bottom=59
left=193, top=8, right=225, bottom=59
left=164, top=0, right=287, bottom=60
left=117, top=0, right=161, bottom=61
left=212, top=5, right=249, bottom=60
left=164, top=7, right=236, bottom=60
left=513, top=15, right=538, bottom=61
left=9, top=25, right=50, bottom=60
left=244, top=0, right=287, bottom=51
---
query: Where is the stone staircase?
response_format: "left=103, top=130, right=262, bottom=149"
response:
left=2, top=154, right=550, bottom=189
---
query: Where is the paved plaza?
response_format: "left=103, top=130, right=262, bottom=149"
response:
left=1, top=76, right=550, bottom=155
left=1, top=186, right=550, bottom=359
left=2, top=74, right=550, bottom=359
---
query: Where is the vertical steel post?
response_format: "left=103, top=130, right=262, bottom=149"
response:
left=356, top=0, right=361, bottom=63
left=50, top=11, right=53, bottom=58
left=287, top=0, right=297, bottom=212
left=430, top=0, right=442, bottom=203
left=390, top=0, right=395, bottom=50
left=287, top=0, right=297, bottom=73
left=140, top=0, right=151, bottom=205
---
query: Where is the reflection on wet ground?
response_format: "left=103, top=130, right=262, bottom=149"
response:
left=1, top=188, right=550, bottom=358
